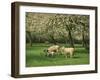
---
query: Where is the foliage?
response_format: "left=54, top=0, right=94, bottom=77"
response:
left=26, top=12, right=89, bottom=49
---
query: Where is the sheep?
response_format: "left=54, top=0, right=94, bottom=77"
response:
left=44, top=45, right=60, bottom=57
left=48, top=45, right=59, bottom=53
left=60, top=47, right=75, bottom=58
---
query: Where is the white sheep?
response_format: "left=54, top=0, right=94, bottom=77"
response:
left=45, top=45, right=60, bottom=57
left=60, top=47, right=75, bottom=58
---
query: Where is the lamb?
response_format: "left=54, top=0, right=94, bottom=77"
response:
left=44, top=45, right=60, bottom=57
left=60, top=47, right=75, bottom=58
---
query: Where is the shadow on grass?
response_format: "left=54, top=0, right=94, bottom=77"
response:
left=73, top=56, right=80, bottom=58
left=75, top=48, right=89, bottom=54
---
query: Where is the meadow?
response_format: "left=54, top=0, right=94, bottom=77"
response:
left=26, top=43, right=89, bottom=67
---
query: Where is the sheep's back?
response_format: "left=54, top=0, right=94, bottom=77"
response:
left=64, top=48, right=74, bottom=53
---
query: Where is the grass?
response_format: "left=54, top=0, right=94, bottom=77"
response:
left=26, top=43, right=89, bottom=67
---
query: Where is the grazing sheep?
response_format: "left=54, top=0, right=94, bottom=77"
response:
left=60, top=47, right=75, bottom=58
left=48, top=45, right=59, bottom=53
left=43, top=49, right=56, bottom=57
left=44, top=45, right=60, bottom=57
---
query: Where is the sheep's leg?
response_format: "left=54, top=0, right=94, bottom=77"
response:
left=70, top=52, right=73, bottom=58
left=57, top=50, right=59, bottom=55
left=51, top=53, right=54, bottom=57
left=66, top=56, right=67, bottom=58
left=65, top=53, right=67, bottom=58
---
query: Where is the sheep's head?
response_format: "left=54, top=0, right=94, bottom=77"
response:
left=61, top=46, right=65, bottom=50
left=59, top=46, right=65, bottom=52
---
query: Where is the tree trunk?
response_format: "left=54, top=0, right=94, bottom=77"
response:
left=82, top=26, right=86, bottom=47
left=68, top=30, right=74, bottom=47
left=82, top=27, right=89, bottom=51
left=82, top=31, right=85, bottom=47
left=66, top=26, right=74, bottom=47
left=29, top=39, right=32, bottom=47
left=27, top=31, right=32, bottom=47
left=50, top=35, right=57, bottom=45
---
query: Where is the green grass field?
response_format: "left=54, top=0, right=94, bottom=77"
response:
left=26, top=43, right=89, bottom=67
